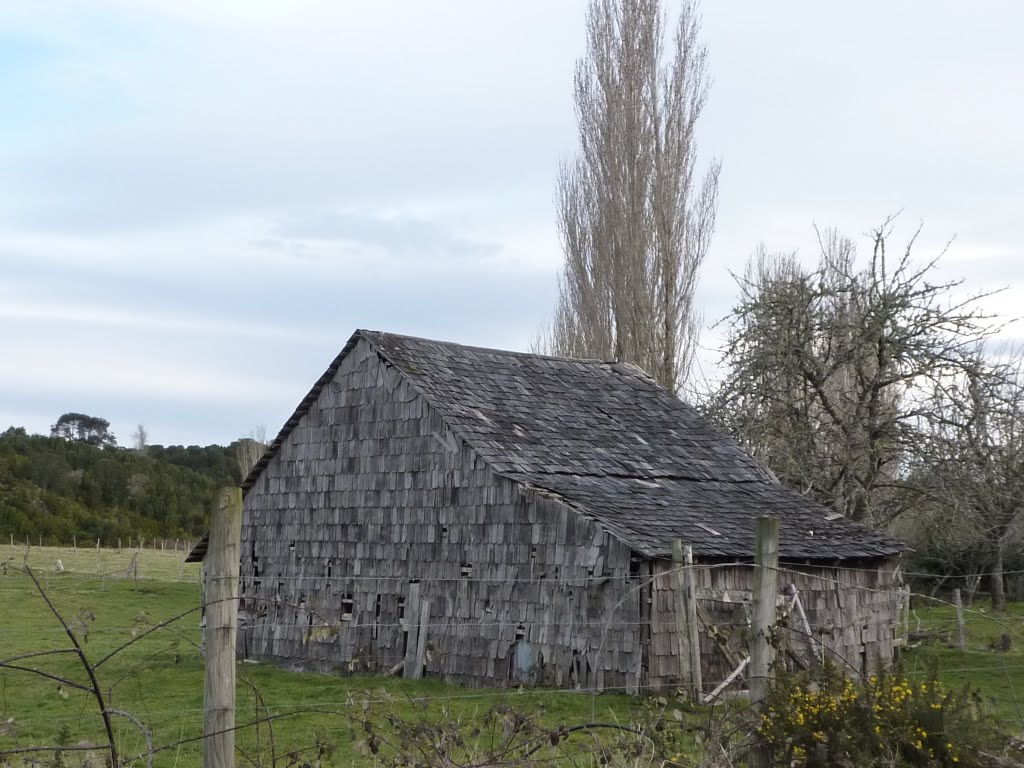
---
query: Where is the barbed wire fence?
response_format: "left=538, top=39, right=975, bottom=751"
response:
left=3, top=519, right=1024, bottom=768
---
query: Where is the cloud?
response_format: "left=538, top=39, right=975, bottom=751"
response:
left=0, top=2, right=582, bottom=236
left=0, top=293, right=320, bottom=342
left=264, top=209, right=502, bottom=264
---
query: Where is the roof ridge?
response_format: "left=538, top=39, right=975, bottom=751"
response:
left=360, top=328, right=619, bottom=367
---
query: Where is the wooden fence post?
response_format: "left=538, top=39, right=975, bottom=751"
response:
left=672, top=539, right=703, bottom=701
left=902, top=586, right=911, bottom=647
left=750, top=516, right=780, bottom=768
left=203, top=487, right=243, bottom=768
left=954, top=588, right=966, bottom=651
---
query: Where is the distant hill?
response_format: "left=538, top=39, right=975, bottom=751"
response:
left=0, top=427, right=245, bottom=545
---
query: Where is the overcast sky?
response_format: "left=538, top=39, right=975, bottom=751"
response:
left=2, top=1, right=1022, bottom=446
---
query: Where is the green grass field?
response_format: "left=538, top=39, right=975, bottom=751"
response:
left=0, top=547, right=638, bottom=767
left=4, top=547, right=1024, bottom=766
left=0, top=542, right=202, bottom=583
left=901, top=597, right=1024, bottom=736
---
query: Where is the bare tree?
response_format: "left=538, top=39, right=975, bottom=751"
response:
left=912, top=349, right=1024, bottom=611
left=711, top=219, right=997, bottom=527
left=234, top=425, right=268, bottom=480
left=541, top=0, right=720, bottom=393
left=132, top=423, right=149, bottom=454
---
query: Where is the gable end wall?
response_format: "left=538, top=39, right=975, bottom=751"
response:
left=239, top=338, right=644, bottom=690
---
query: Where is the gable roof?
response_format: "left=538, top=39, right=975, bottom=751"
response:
left=191, top=329, right=902, bottom=563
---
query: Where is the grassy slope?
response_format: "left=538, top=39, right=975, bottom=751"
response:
left=0, top=548, right=638, bottom=767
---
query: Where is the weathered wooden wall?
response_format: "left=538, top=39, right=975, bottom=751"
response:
left=649, top=557, right=903, bottom=690
left=237, top=338, right=643, bottom=691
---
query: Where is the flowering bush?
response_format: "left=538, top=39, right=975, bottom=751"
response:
left=758, top=664, right=1000, bottom=767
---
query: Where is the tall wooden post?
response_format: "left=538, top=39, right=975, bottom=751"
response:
left=203, top=488, right=242, bottom=768
left=954, top=588, right=966, bottom=651
left=672, top=539, right=703, bottom=701
left=750, top=516, right=779, bottom=768
left=902, top=586, right=911, bottom=648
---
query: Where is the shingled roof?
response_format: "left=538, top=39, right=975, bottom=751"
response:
left=192, top=330, right=902, bottom=563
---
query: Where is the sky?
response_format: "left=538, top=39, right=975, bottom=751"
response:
left=2, top=1, right=1022, bottom=447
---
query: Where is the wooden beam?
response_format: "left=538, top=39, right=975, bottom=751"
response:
left=683, top=545, right=703, bottom=699
left=672, top=540, right=702, bottom=701
left=412, top=599, right=430, bottom=680
left=403, top=582, right=422, bottom=678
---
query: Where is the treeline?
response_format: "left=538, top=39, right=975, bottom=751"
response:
left=0, top=427, right=244, bottom=545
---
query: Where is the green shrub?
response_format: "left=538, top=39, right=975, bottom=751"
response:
left=758, top=663, right=1003, bottom=767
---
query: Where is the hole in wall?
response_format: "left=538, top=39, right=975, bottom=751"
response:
left=629, top=556, right=642, bottom=580
left=460, top=563, right=473, bottom=579
left=341, top=594, right=354, bottom=621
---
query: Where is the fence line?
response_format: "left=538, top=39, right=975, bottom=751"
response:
left=5, top=562, right=1024, bottom=767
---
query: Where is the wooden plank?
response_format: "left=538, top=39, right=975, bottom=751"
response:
left=403, top=582, right=422, bottom=678
left=672, top=540, right=695, bottom=698
left=683, top=545, right=703, bottom=698
left=412, top=599, right=430, bottom=679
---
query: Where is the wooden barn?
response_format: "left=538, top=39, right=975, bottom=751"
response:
left=189, top=330, right=905, bottom=693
